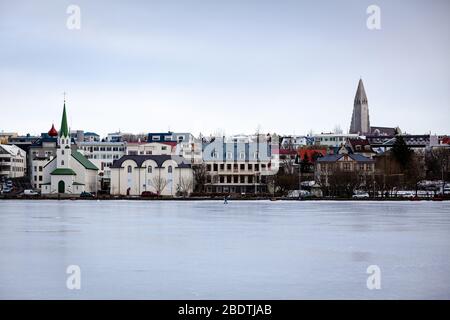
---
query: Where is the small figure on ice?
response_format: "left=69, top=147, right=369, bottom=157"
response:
left=224, top=195, right=229, bottom=204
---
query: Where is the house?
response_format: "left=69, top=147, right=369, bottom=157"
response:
left=41, top=101, right=98, bottom=195
left=0, top=144, right=27, bottom=179
left=109, top=155, right=193, bottom=196
left=315, top=150, right=375, bottom=187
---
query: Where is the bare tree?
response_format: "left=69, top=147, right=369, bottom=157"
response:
left=192, top=163, right=207, bottom=192
left=150, top=175, right=167, bottom=195
left=176, top=176, right=193, bottom=197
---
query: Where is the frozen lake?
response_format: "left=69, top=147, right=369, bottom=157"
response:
left=0, top=200, right=449, bottom=299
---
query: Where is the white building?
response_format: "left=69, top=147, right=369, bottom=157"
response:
left=280, top=135, right=310, bottom=149
left=41, top=102, right=99, bottom=195
left=78, top=141, right=126, bottom=191
left=203, top=134, right=279, bottom=194
left=313, top=133, right=361, bottom=147
left=110, top=155, right=193, bottom=196
left=0, top=144, right=27, bottom=178
left=78, top=141, right=125, bottom=171
left=126, top=142, right=176, bottom=156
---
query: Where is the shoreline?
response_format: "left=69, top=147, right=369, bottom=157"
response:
left=1, top=196, right=449, bottom=202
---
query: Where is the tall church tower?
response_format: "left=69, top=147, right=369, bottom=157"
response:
left=349, top=79, right=370, bottom=135
left=56, top=100, right=71, bottom=169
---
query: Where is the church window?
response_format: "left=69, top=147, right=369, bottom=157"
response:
left=168, top=165, right=173, bottom=173
left=148, top=166, right=152, bottom=173
left=127, top=165, right=132, bottom=173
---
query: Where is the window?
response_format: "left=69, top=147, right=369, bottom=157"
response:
left=148, top=166, right=152, bottom=173
left=168, top=165, right=173, bottom=173
left=227, top=164, right=232, bottom=171
left=152, top=136, right=160, bottom=141
left=61, top=160, right=64, bottom=165
left=207, top=164, right=212, bottom=171
left=213, top=164, right=218, bottom=171
left=162, top=146, right=167, bottom=150
left=61, top=150, right=64, bottom=155
left=226, top=152, right=232, bottom=160
left=239, top=152, right=245, bottom=160
left=127, top=165, right=132, bottom=173
left=240, top=164, right=245, bottom=170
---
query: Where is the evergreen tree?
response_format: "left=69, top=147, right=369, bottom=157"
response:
left=301, top=153, right=310, bottom=173
left=391, top=136, right=412, bottom=169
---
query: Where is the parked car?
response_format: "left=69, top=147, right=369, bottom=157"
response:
left=287, top=190, right=311, bottom=198
left=1, top=187, right=12, bottom=194
left=141, top=191, right=158, bottom=198
left=80, top=191, right=94, bottom=198
left=352, top=191, right=370, bottom=198
left=23, top=189, right=40, bottom=196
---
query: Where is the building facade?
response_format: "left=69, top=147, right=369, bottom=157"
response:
left=203, top=134, right=279, bottom=194
left=110, top=155, right=193, bottom=196
left=0, top=144, right=27, bottom=179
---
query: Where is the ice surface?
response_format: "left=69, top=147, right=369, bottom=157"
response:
left=0, top=200, right=449, bottom=299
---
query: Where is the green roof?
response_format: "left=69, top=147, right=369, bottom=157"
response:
left=71, top=150, right=98, bottom=170
left=51, top=168, right=76, bottom=175
left=60, top=102, right=69, bottom=138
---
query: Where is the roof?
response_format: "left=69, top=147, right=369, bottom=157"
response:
left=354, top=78, right=368, bottom=104
left=51, top=168, right=76, bottom=175
left=317, top=153, right=374, bottom=163
left=59, top=102, right=69, bottom=138
left=0, top=144, right=26, bottom=156
left=297, top=149, right=327, bottom=162
left=370, top=126, right=398, bottom=136
left=84, top=132, right=99, bottom=136
left=71, top=150, right=98, bottom=170
left=110, top=155, right=191, bottom=169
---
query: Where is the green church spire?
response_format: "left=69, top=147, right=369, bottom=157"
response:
left=59, top=101, right=69, bottom=138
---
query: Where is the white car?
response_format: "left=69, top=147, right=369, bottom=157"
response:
left=352, top=192, right=370, bottom=198
left=23, top=189, right=39, bottom=196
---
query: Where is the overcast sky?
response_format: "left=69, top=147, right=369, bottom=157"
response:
left=0, top=0, right=449, bottom=137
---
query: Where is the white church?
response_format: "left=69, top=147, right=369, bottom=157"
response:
left=41, top=102, right=98, bottom=195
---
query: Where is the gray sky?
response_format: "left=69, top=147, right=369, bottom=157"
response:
left=0, top=0, right=449, bottom=137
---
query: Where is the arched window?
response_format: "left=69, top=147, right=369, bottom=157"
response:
left=168, top=165, right=173, bottom=173
left=148, top=166, right=152, bottom=173
left=127, top=165, right=132, bottom=173
left=61, top=160, right=64, bottom=165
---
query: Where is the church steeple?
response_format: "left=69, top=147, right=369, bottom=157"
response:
left=350, top=78, right=370, bottom=135
left=354, top=78, right=368, bottom=104
left=59, top=101, right=69, bottom=138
